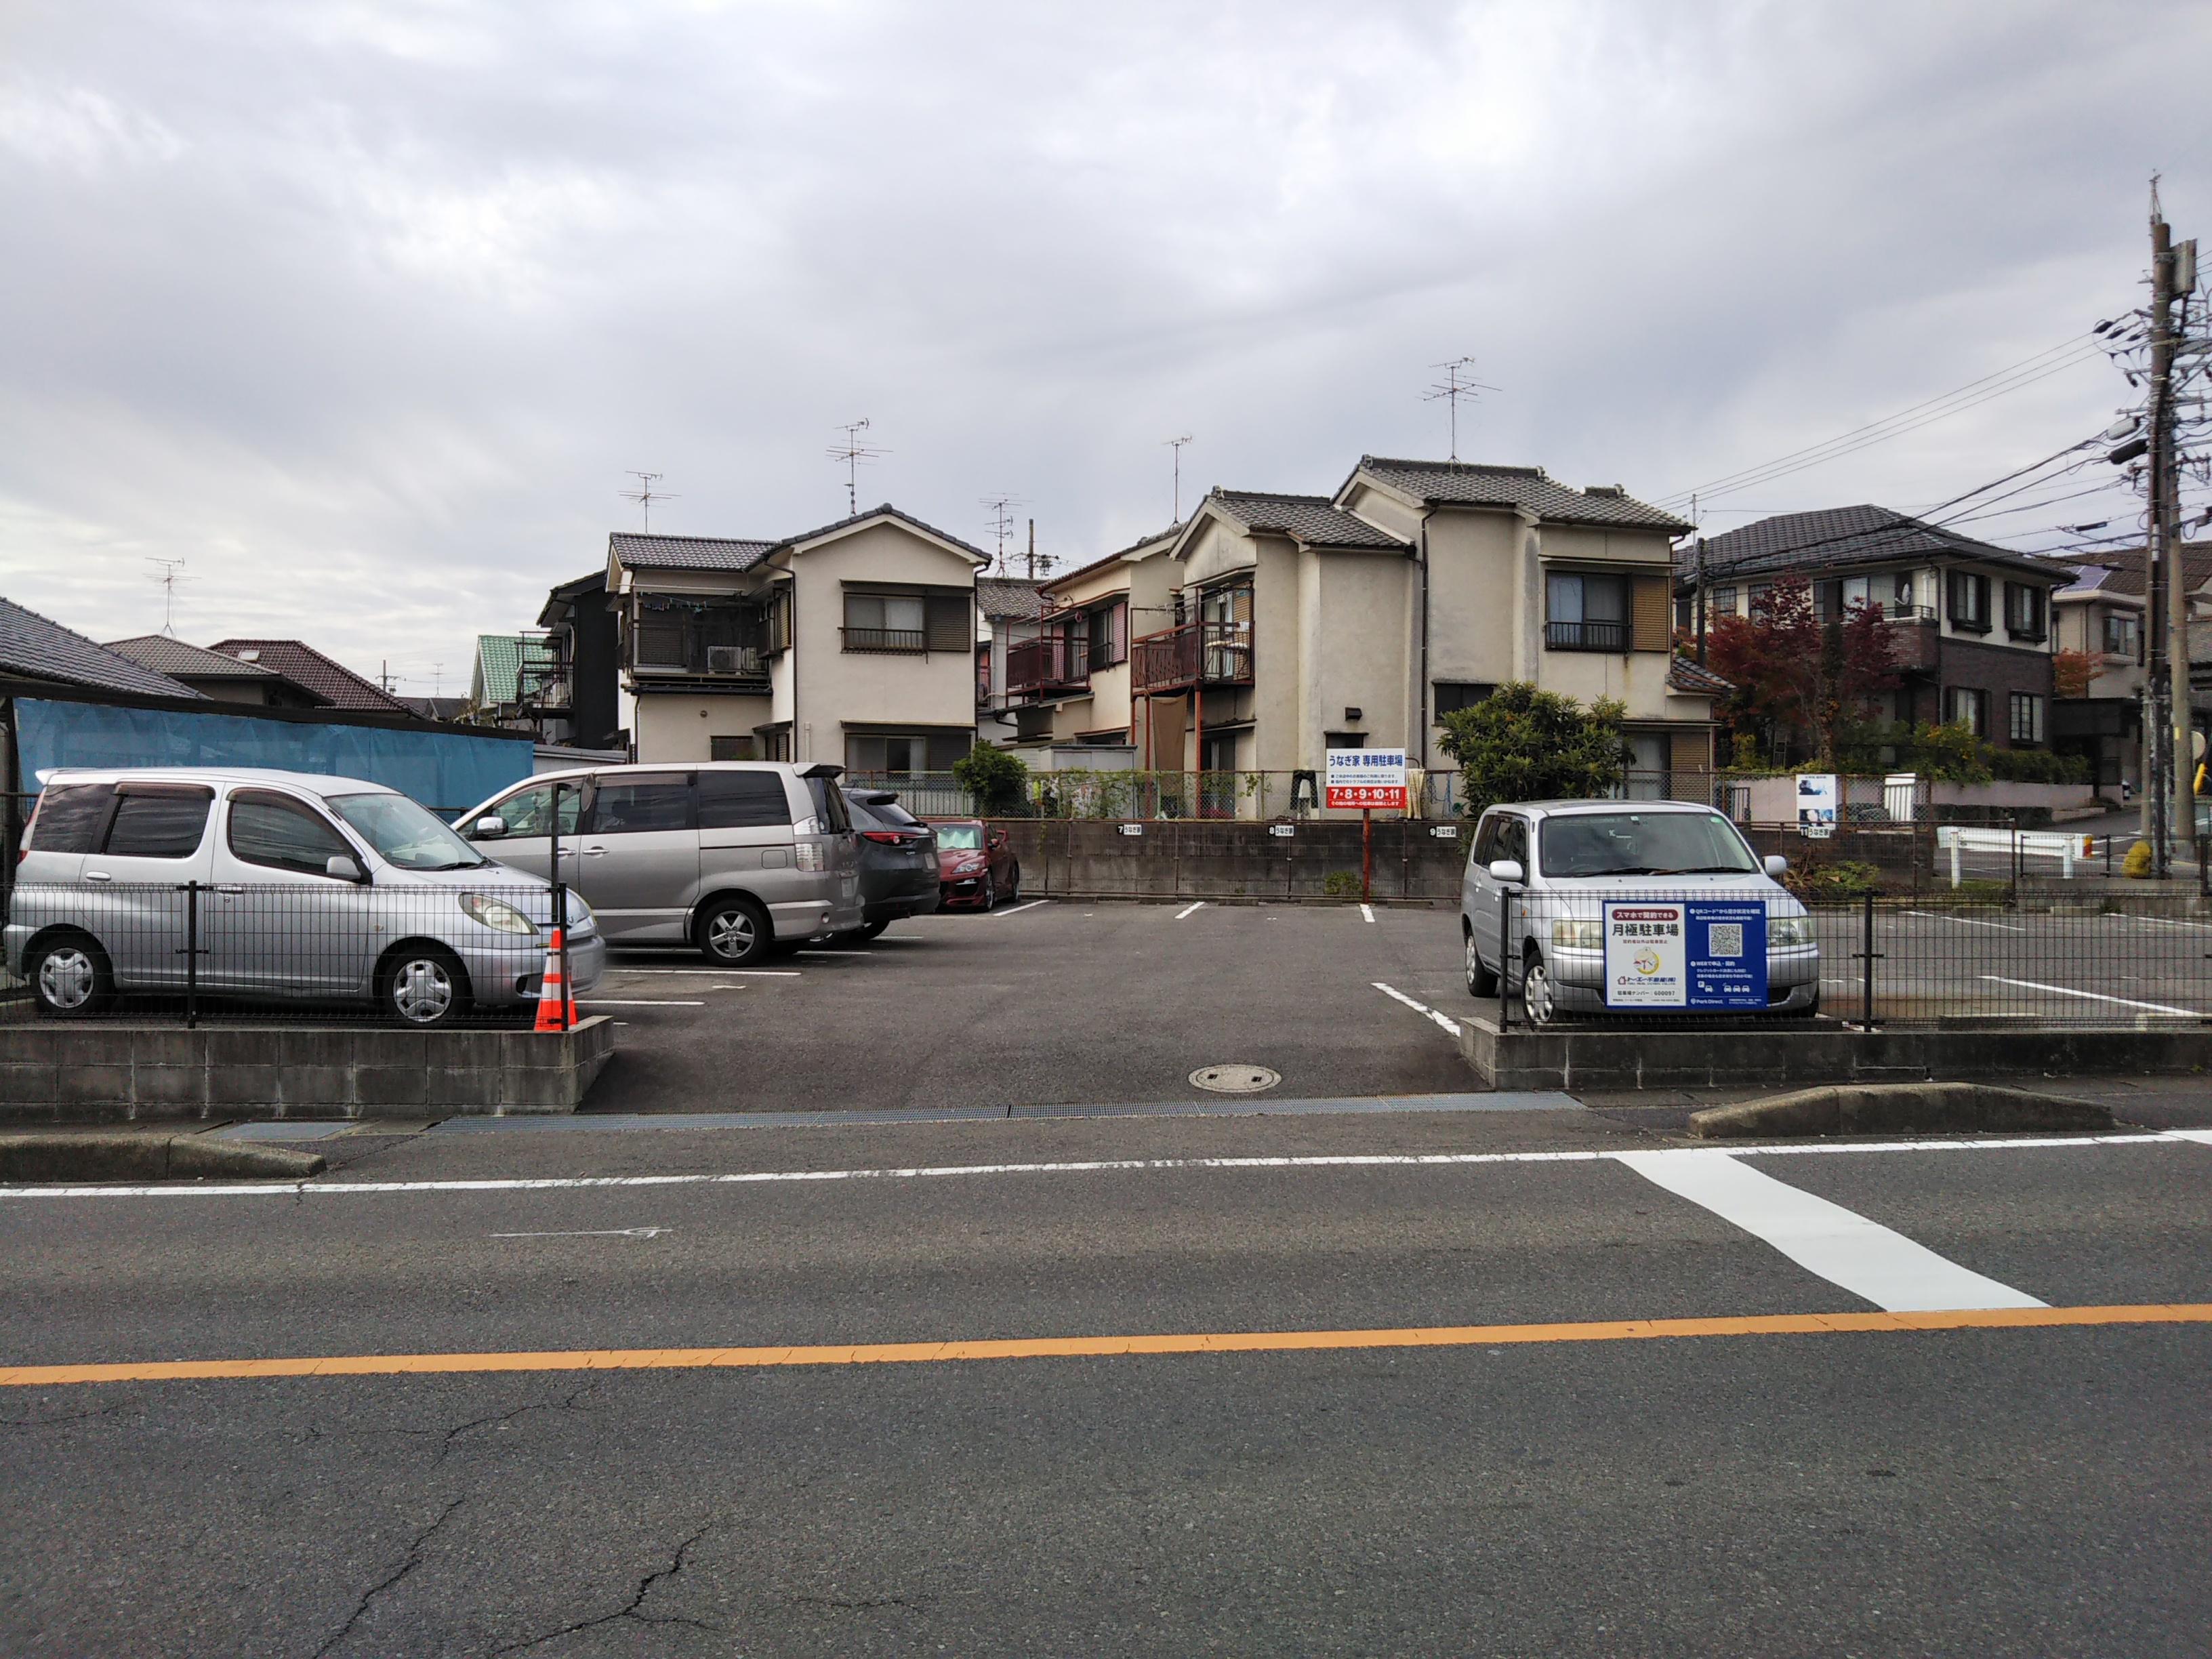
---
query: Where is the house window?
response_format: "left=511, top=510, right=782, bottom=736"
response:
left=843, top=592, right=927, bottom=653
left=709, top=735, right=756, bottom=761
left=1086, top=602, right=1127, bottom=668
left=1323, top=731, right=1366, bottom=750
left=846, top=732, right=971, bottom=775
left=2009, top=693, right=2046, bottom=745
left=1887, top=571, right=1917, bottom=614
left=1812, top=575, right=1872, bottom=622
left=1711, top=586, right=1737, bottom=619
left=2102, top=613, right=2139, bottom=657
left=2005, top=583, right=2047, bottom=641
left=1948, top=687, right=1988, bottom=736
left=1433, top=682, right=1495, bottom=718
left=1545, top=572, right=1629, bottom=650
left=1947, top=571, right=1991, bottom=632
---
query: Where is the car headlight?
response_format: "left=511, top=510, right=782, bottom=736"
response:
left=1551, top=918, right=1603, bottom=949
left=1767, top=916, right=1814, bottom=948
left=460, top=893, right=538, bottom=936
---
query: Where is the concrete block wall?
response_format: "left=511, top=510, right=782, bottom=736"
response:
left=991, top=818, right=1469, bottom=901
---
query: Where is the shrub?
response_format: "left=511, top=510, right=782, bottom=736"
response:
left=1439, top=682, right=1628, bottom=816
left=1986, top=747, right=2091, bottom=785
left=1322, top=872, right=1363, bottom=899
left=1784, top=859, right=1882, bottom=901
left=951, top=744, right=1031, bottom=817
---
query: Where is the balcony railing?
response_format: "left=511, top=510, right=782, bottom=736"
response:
left=842, top=626, right=928, bottom=654
left=1131, top=619, right=1254, bottom=693
left=1544, top=619, right=1628, bottom=652
left=1007, top=632, right=1090, bottom=697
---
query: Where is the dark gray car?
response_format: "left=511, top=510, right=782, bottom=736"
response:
left=843, top=790, right=941, bottom=939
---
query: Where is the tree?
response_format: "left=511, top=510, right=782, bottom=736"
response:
left=1438, top=682, right=1628, bottom=815
left=951, top=743, right=1031, bottom=817
left=2053, top=648, right=2101, bottom=700
left=1706, top=578, right=1901, bottom=766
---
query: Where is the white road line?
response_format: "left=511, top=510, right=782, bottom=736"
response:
left=1614, top=1151, right=2045, bottom=1312
left=2106, top=913, right=2212, bottom=931
left=1980, top=975, right=2202, bottom=1017
left=0, top=1133, right=2184, bottom=1200
left=491, top=1227, right=668, bottom=1240
left=1372, top=981, right=1460, bottom=1036
left=1904, top=909, right=2026, bottom=933
left=2172, top=1130, right=2212, bottom=1147
left=1175, top=901, right=1205, bottom=920
left=1359, top=903, right=1375, bottom=924
left=577, top=1000, right=706, bottom=1007
left=605, top=968, right=801, bottom=977
left=994, top=899, right=1050, bottom=919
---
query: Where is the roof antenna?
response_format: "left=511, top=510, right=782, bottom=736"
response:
left=1164, top=434, right=1194, bottom=521
left=144, top=557, right=191, bottom=635
left=1423, top=357, right=1497, bottom=462
left=827, top=420, right=888, bottom=516
left=619, top=472, right=677, bottom=531
left=980, top=495, right=1025, bottom=573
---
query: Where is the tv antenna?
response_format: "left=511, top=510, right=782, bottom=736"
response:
left=1423, top=358, right=1496, bottom=461
left=1164, top=434, right=1194, bottom=520
left=619, top=472, right=677, bottom=531
left=827, top=420, right=888, bottom=515
left=144, top=558, right=191, bottom=634
left=980, top=495, right=1025, bottom=571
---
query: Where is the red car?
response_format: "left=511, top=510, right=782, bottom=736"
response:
left=931, top=819, right=1020, bottom=910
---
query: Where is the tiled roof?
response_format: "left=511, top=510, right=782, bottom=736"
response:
left=1690, top=506, right=2074, bottom=585
left=0, top=601, right=203, bottom=699
left=401, top=695, right=472, bottom=722
left=1044, top=524, right=1183, bottom=594
left=976, top=578, right=1045, bottom=621
left=104, top=634, right=298, bottom=686
left=775, top=504, right=992, bottom=563
left=206, top=639, right=415, bottom=713
left=2045, top=541, right=2212, bottom=600
left=1351, top=457, right=1692, bottom=533
left=608, top=533, right=775, bottom=573
left=472, top=634, right=558, bottom=706
left=1208, top=489, right=1409, bottom=549
left=1666, top=657, right=1733, bottom=698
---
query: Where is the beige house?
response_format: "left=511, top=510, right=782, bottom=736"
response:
left=605, top=505, right=987, bottom=772
left=1000, top=525, right=1182, bottom=754
left=2049, top=541, right=2212, bottom=790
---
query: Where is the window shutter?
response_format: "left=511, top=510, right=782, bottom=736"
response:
left=1631, top=576, right=1670, bottom=651
left=636, top=617, right=684, bottom=668
left=926, top=594, right=969, bottom=653
left=766, top=594, right=790, bottom=655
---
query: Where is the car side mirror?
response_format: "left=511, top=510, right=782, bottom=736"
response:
left=325, top=854, right=366, bottom=883
left=472, top=814, right=507, bottom=840
left=1764, top=855, right=1788, bottom=878
left=988, top=832, right=1006, bottom=848
left=1488, top=858, right=1524, bottom=884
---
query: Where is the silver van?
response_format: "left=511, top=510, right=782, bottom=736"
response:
left=5, top=768, right=605, bottom=1025
left=456, top=762, right=863, bottom=965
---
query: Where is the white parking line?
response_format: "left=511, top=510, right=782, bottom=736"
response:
left=577, top=1000, right=706, bottom=1007
left=1904, top=909, right=2026, bottom=933
left=1174, top=901, right=1205, bottom=920
left=1616, top=1151, right=2045, bottom=1312
left=994, top=900, right=1050, bottom=920
left=1980, top=975, right=2202, bottom=1017
left=1359, top=903, right=1374, bottom=924
left=607, top=968, right=800, bottom=977
left=1372, top=981, right=1460, bottom=1036
left=2106, top=913, right=2212, bottom=931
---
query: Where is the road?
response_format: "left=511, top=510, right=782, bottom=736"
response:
left=1, top=1110, right=2207, bottom=1655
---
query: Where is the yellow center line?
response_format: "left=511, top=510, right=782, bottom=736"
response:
left=3, top=1303, right=2205, bottom=1388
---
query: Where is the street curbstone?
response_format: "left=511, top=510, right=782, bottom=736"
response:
left=1689, top=1083, right=2115, bottom=1139
left=0, top=1132, right=325, bottom=1183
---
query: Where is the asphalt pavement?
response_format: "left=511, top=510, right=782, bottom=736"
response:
left=0, top=1112, right=2206, bottom=1656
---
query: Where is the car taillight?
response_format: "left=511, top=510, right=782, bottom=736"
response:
left=796, top=842, right=826, bottom=872
left=861, top=830, right=904, bottom=844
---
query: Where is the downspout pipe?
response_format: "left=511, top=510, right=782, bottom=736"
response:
left=1417, top=510, right=1434, bottom=767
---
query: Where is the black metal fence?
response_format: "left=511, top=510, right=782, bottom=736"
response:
left=1489, top=885, right=2212, bottom=1031
left=0, top=881, right=583, bottom=1027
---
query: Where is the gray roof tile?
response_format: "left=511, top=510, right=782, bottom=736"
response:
left=976, top=578, right=1045, bottom=620
left=1692, top=506, right=2072, bottom=584
left=1352, top=457, right=1692, bottom=532
left=1209, top=489, right=1409, bottom=549
left=608, top=533, right=775, bottom=572
left=0, top=602, right=203, bottom=698
left=104, top=634, right=285, bottom=682
left=205, top=640, right=415, bottom=712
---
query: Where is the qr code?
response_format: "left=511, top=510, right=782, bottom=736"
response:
left=1708, top=923, right=1745, bottom=958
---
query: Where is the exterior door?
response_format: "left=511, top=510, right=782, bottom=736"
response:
left=206, top=790, right=377, bottom=996
left=466, top=779, right=584, bottom=886
left=78, top=783, right=216, bottom=989
left=576, top=773, right=700, bottom=941
left=1467, top=812, right=1528, bottom=971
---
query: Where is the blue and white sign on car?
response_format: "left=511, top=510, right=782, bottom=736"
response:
left=1603, top=899, right=1770, bottom=1010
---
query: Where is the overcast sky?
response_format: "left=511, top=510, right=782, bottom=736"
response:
left=1, top=1, right=2205, bottom=695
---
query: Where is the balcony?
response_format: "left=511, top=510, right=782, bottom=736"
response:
left=840, top=626, right=928, bottom=654
left=1544, top=619, right=1628, bottom=652
left=1007, top=632, right=1090, bottom=697
left=1132, top=619, right=1254, bottom=694
left=1883, top=607, right=1940, bottom=672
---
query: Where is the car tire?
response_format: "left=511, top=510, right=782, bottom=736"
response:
left=29, top=931, right=113, bottom=1018
left=1464, top=926, right=1498, bottom=998
left=980, top=878, right=996, bottom=914
left=698, top=897, right=772, bottom=967
left=854, top=919, right=889, bottom=943
left=1521, top=945, right=1559, bottom=1027
left=1006, top=865, right=1021, bottom=903
left=379, top=945, right=471, bottom=1028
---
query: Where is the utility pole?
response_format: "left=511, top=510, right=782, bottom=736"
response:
left=1690, top=492, right=1708, bottom=666
left=2152, top=188, right=2200, bottom=868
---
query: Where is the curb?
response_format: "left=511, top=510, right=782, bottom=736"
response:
left=1688, top=1083, right=2115, bottom=1140
left=0, top=1133, right=326, bottom=1184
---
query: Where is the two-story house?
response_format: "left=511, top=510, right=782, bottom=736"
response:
left=533, top=571, right=624, bottom=751
left=1679, top=505, right=2070, bottom=755
left=2045, top=543, right=2212, bottom=790
left=975, top=576, right=1045, bottom=747
left=1000, top=525, right=1182, bottom=757
left=605, top=504, right=988, bottom=771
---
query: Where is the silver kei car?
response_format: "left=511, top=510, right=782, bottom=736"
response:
left=5, top=768, right=605, bottom=1025
left=1460, top=799, right=1820, bottom=1025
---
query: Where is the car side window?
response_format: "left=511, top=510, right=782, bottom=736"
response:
left=228, top=791, right=354, bottom=877
left=1471, top=813, right=1500, bottom=864
left=28, top=783, right=117, bottom=853
left=491, top=783, right=581, bottom=838
left=1495, top=816, right=1528, bottom=869
left=586, top=776, right=697, bottom=835
left=699, top=771, right=793, bottom=831
left=104, top=788, right=214, bottom=859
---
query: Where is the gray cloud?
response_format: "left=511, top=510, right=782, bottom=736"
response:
left=0, top=0, right=2202, bottom=693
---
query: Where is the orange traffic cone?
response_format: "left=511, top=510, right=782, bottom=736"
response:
left=534, top=927, right=577, bottom=1032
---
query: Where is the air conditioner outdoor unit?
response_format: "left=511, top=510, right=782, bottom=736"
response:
left=706, top=646, right=748, bottom=675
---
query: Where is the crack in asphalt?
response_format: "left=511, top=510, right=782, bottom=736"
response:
left=437, top=1380, right=600, bottom=1461
left=0, top=1402, right=127, bottom=1431
left=312, top=1495, right=465, bottom=1659
left=488, top=1519, right=724, bottom=1654
left=790, top=1593, right=930, bottom=1612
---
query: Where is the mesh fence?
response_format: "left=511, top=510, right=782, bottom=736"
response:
left=0, top=881, right=589, bottom=1027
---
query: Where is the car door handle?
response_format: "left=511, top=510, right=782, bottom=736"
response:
left=581, top=846, right=608, bottom=857
left=82, top=871, right=112, bottom=882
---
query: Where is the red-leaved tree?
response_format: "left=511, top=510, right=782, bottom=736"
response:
left=1706, top=577, right=1901, bottom=766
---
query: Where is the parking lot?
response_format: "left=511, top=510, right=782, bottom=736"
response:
left=582, top=899, right=1479, bottom=1113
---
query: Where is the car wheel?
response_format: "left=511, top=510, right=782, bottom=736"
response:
left=30, top=933, right=112, bottom=1017
left=1006, top=864, right=1021, bottom=903
left=980, top=877, right=996, bottom=914
left=698, top=897, right=772, bottom=966
left=380, top=945, right=470, bottom=1028
left=1464, top=926, right=1498, bottom=998
left=854, top=918, right=889, bottom=943
left=1521, top=946, right=1559, bottom=1027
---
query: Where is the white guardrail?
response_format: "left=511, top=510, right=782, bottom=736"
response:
left=1935, top=825, right=2095, bottom=884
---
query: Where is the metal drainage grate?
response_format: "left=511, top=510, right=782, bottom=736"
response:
left=1189, top=1064, right=1282, bottom=1095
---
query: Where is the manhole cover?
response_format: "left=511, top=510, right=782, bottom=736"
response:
left=1189, top=1064, right=1281, bottom=1095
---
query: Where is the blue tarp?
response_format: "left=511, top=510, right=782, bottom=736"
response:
left=13, top=697, right=533, bottom=815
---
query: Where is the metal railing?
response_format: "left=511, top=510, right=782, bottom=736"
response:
left=840, top=626, right=929, bottom=653
left=844, top=769, right=1477, bottom=822
left=1543, top=619, right=1629, bottom=651
left=1130, top=620, right=1254, bottom=692
left=1006, top=633, right=1090, bottom=696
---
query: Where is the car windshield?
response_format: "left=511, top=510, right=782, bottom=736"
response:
left=328, top=792, right=490, bottom=871
left=935, top=823, right=983, bottom=850
left=1536, top=811, right=1759, bottom=878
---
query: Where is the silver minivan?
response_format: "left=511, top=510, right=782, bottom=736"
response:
left=456, top=762, right=863, bottom=965
left=5, top=768, right=606, bottom=1024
